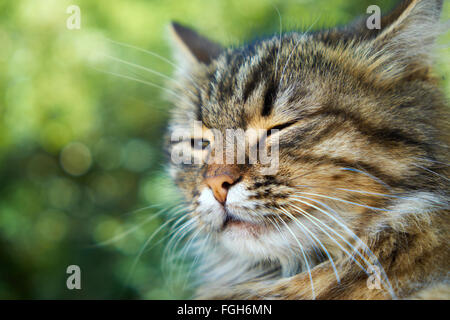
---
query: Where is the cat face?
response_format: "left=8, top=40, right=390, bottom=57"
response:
left=165, top=1, right=448, bottom=264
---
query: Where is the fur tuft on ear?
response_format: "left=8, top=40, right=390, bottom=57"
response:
left=369, top=0, right=447, bottom=80
left=168, top=22, right=222, bottom=72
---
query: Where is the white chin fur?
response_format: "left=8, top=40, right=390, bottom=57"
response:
left=197, top=183, right=314, bottom=262
left=219, top=223, right=293, bottom=260
left=197, top=188, right=226, bottom=230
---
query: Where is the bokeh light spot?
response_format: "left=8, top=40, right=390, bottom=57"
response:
left=60, top=142, right=92, bottom=176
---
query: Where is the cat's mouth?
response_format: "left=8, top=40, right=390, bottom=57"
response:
left=221, top=209, right=266, bottom=235
left=223, top=211, right=245, bottom=228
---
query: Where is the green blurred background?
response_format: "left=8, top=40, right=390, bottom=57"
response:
left=0, top=0, right=448, bottom=299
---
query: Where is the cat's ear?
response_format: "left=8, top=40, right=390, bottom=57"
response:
left=169, top=22, right=222, bottom=69
left=369, top=0, right=445, bottom=75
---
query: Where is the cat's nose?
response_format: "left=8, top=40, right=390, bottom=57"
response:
left=205, top=174, right=237, bottom=204
left=205, top=165, right=241, bottom=204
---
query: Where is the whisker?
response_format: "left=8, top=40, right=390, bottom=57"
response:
left=92, top=67, right=185, bottom=100
left=168, top=208, right=193, bottom=233
left=117, top=203, right=163, bottom=218
left=103, top=54, right=179, bottom=83
left=162, top=217, right=198, bottom=292
left=339, top=167, right=392, bottom=191
left=102, top=54, right=202, bottom=99
left=182, top=231, right=210, bottom=291
left=93, top=204, right=182, bottom=247
left=271, top=3, right=283, bottom=80
left=412, top=156, right=450, bottom=167
left=294, top=191, right=391, bottom=212
left=295, top=184, right=418, bottom=201
left=291, top=195, right=396, bottom=298
left=143, top=210, right=191, bottom=253
left=176, top=226, right=204, bottom=265
left=275, top=216, right=316, bottom=299
left=280, top=15, right=320, bottom=84
left=267, top=217, right=297, bottom=273
left=124, top=214, right=182, bottom=287
left=333, top=188, right=403, bottom=198
left=412, top=163, right=450, bottom=182
left=163, top=217, right=198, bottom=270
left=278, top=207, right=341, bottom=283
left=104, top=37, right=181, bottom=71
left=142, top=222, right=186, bottom=254
left=164, top=218, right=197, bottom=261
left=286, top=203, right=368, bottom=274
left=169, top=227, right=205, bottom=293
left=278, top=208, right=325, bottom=262
left=280, top=37, right=303, bottom=84
left=171, top=226, right=204, bottom=289
left=103, top=37, right=201, bottom=88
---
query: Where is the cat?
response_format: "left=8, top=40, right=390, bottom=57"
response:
left=165, top=0, right=449, bottom=299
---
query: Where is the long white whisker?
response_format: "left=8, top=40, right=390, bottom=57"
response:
left=125, top=214, right=182, bottom=286
left=162, top=217, right=198, bottom=291
left=294, top=191, right=391, bottom=212
left=279, top=207, right=340, bottom=283
left=94, top=205, right=182, bottom=247
left=275, top=216, right=316, bottom=299
left=272, top=3, right=283, bottom=80
left=280, top=37, right=302, bottom=84
left=92, top=67, right=186, bottom=100
left=182, top=231, right=210, bottom=291
left=286, top=203, right=367, bottom=274
left=295, top=184, right=410, bottom=200
left=103, top=54, right=179, bottom=83
left=164, top=217, right=197, bottom=263
left=280, top=16, right=320, bottom=83
left=172, top=226, right=204, bottom=289
left=291, top=195, right=396, bottom=298
left=412, top=156, right=450, bottom=167
left=163, top=217, right=198, bottom=274
left=104, top=37, right=181, bottom=71
left=277, top=208, right=324, bottom=262
left=102, top=54, right=201, bottom=99
left=412, top=163, right=450, bottom=182
left=103, top=37, right=200, bottom=88
left=267, top=217, right=300, bottom=276
left=339, top=167, right=392, bottom=191
left=143, top=210, right=191, bottom=253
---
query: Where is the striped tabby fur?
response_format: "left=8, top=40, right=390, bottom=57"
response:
left=165, top=0, right=449, bottom=299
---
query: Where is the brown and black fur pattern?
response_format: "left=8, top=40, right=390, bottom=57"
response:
left=165, top=0, right=449, bottom=299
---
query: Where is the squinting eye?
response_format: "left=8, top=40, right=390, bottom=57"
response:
left=191, top=138, right=210, bottom=150
left=267, top=121, right=297, bottom=136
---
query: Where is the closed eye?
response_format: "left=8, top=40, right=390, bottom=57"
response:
left=267, top=121, right=297, bottom=136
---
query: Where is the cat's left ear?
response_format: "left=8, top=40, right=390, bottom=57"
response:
left=169, top=22, right=222, bottom=69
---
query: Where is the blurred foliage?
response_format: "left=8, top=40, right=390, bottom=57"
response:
left=0, top=0, right=448, bottom=299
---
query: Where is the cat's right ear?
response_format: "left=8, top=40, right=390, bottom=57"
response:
left=168, top=22, right=222, bottom=70
left=366, top=0, right=446, bottom=81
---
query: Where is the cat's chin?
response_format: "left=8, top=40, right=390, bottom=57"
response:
left=218, top=221, right=286, bottom=261
left=222, top=218, right=265, bottom=237
left=217, top=211, right=280, bottom=258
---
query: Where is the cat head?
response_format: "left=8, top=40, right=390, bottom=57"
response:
left=165, top=0, right=448, bottom=267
